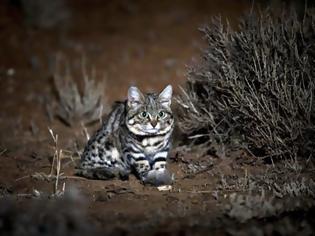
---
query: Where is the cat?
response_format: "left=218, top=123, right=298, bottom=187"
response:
left=77, top=85, right=175, bottom=186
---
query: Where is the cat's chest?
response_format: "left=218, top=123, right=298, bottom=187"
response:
left=139, top=136, right=166, bottom=154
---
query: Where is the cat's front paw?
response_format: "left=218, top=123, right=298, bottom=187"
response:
left=141, top=169, right=174, bottom=186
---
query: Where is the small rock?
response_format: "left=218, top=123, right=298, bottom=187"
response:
left=157, top=185, right=172, bottom=191
left=7, top=68, right=15, bottom=76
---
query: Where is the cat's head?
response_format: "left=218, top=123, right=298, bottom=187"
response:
left=126, top=85, right=174, bottom=136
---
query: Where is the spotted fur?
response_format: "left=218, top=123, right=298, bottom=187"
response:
left=77, top=85, right=175, bottom=186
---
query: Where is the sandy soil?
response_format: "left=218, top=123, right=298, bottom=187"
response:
left=0, top=1, right=314, bottom=235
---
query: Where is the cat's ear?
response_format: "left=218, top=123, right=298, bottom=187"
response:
left=128, top=86, right=144, bottom=108
left=159, top=85, right=172, bottom=107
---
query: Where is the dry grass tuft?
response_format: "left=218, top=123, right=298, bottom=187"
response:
left=53, top=54, right=108, bottom=127
left=15, top=128, right=83, bottom=197
left=48, top=127, right=65, bottom=196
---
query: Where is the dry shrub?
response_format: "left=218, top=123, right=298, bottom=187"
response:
left=226, top=190, right=278, bottom=223
left=176, top=9, right=315, bottom=159
left=226, top=177, right=315, bottom=223
left=53, top=55, right=108, bottom=127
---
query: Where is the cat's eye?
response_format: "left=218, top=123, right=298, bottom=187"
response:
left=158, top=111, right=166, bottom=118
left=140, top=111, right=148, bottom=118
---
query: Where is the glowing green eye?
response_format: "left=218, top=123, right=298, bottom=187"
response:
left=158, top=111, right=165, bottom=118
left=140, top=111, right=148, bottom=118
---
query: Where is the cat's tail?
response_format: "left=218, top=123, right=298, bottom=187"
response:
left=75, top=167, right=130, bottom=180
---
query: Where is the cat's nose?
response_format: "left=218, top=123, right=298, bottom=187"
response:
left=150, top=119, right=158, bottom=128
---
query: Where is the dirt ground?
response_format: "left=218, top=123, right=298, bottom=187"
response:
left=0, top=1, right=315, bottom=235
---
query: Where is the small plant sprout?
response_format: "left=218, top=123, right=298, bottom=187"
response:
left=48, top=127, right=65, bottom=196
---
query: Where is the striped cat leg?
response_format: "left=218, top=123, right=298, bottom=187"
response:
left=140, top=151, right=173, bottom=186
left=76, top=167, right=120, bottom=180
left=78, top=160, right=129, bottom=180
left=125, top=152, right=151, bottom=178
left=151, top=150, right=168, bottom=170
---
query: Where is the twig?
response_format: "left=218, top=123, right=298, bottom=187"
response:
left=182, top=163, right=214, bottom=179
left=0, top=148, right=7, bottom=156
left=15, top=173, right=87, bottom=182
